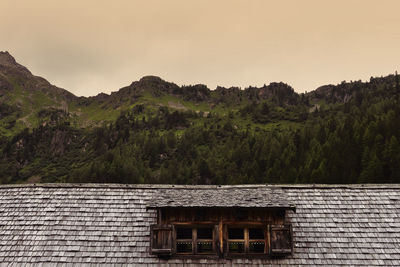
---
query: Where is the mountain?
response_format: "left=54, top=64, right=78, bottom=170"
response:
left=0, top=51, right=399, bottom=185
left=0, top=51, right=306, bottom=135
left=0, top=51, right=77, bottom=134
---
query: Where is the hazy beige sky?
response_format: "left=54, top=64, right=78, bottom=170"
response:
left=1, top=0, right=400, bottom=96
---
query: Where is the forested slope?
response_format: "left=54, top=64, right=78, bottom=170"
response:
left=0, top=51, right=399, bottom=184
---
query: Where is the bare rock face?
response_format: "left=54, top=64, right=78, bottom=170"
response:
left=131, top=75, right=180, bottom=95
left=0, top=51, right=76, bottom=101
left=309, top=82, right=366, bottom=104
left=0, top=51, right=18, bottom=67
left=138, top=75, right=167, bottom=84
left=50, top=129, right=72, bottom=156
left=0, top=51, right=32, bottom=76
left=0, top=75, right=12, bottom=93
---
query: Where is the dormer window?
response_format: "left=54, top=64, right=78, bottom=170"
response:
left=176, top=227, right=193, bottom=253
left=249, top=228, right=266, bottom=253
left=175, top=225, right=216, bottom=254
left=227, top=227, right=245, bottom=253
left=147, top=187, right=296, bottom=259
left=226, top=226, right=266, bottom=254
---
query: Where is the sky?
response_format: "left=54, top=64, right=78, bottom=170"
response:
left=1, top=0, right=400, bottom=97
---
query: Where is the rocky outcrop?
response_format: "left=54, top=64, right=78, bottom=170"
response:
left=0, top=51, right=76, bottom=101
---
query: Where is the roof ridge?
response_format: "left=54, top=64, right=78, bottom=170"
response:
left=1, top=183, right=400, bottom=190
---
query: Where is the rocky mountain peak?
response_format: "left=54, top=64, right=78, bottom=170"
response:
left=0, top=51, right=17, bottom=66
left=0, top=51, right=32, bottom=76
left=0, top=52, right=76, bottom=102
left=128, top=75, right=179, bottom=94
left=138, top=75, right=165, bottom=83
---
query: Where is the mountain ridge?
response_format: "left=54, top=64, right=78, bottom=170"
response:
left=0, top=51, right=399, bottom=185
left=1, top=50, right=398, bottom=134
left=2, top=51, right=397, bottom=113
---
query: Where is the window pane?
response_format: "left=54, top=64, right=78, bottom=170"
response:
left=228, top=241, right=245, bottom=253
left=249, top=241, right=265, bottom=253
left=176, top=227, right=192, bottom=239
left=249, top=228, right=264, bottom=239
left=197, top=241, right=213, bottom=253
left=228, top=228, right=244, bottom=239
left=197, top=227, right=213, bottom=239
left=176, top=241, right=192, bottom=253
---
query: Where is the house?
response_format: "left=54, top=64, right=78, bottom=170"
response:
left=0, top=183, right=399, bottom=266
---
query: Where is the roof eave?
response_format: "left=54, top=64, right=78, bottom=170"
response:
left=146, top=205, right=296, bottom=212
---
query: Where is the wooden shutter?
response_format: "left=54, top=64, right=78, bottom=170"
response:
left=150, top=224, right=174, bottom=256
left=269, top=224, right=293, bottom=256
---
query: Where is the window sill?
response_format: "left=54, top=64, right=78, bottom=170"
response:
left=225, top=253, right=284, bottom=259
left=169, top=254, right=220, bottom=260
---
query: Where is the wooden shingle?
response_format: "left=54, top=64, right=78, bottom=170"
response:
left=0, top=184, right=399, bottom=265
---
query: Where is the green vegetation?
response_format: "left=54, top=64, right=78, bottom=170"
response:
left=0, top=52, right=399, bottom=184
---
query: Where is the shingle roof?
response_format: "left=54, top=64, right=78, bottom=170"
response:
left=0, top=183, right=400, bottom=266
left=146, top=187, right=296, bottom=209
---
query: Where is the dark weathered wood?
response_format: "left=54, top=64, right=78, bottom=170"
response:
left=193, top=228, right=197, bottom=253
left=157, top=209, right=162, bottom=224
left=161, top=207, right=287, bottom=224
left=269, top=224, right=293, bottom=256
left=265, top=227, right=270, bottom=254
left=213, top=225, right=220, bottom=256
left=244, top=228, right=249, bottom=252
left=173, top=221, right=217, bottom=225
left=223, top=221, right=267, bottom=226
left=170, top=254, right=220, bottom=260
left=153, top=207, right=292, bottom=258
left=218, top=219, right=223, bottom=256
left=150, top=224, right=174, bottom=255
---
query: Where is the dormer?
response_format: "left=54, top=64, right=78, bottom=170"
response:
left=147, top=186, right=295, bottom=258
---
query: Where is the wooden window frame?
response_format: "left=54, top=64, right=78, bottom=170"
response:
left=225, top=223, right=269, bottom=258
left=174, top=224, right=217, bottom=256
left=150, top=220, right=293, bottom=259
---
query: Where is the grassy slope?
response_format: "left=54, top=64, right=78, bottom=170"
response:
left=0, top=76, right=308, bottom=139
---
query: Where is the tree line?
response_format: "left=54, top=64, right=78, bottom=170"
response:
left=0, top=76, right=399, bottom=184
